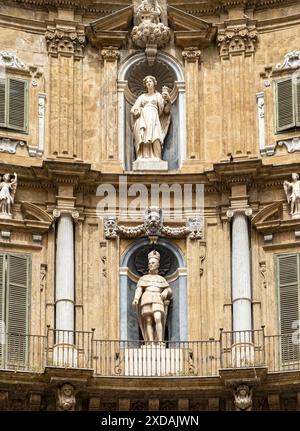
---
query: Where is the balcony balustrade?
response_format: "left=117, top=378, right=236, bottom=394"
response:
left=0, top=329, right=299, bottom=377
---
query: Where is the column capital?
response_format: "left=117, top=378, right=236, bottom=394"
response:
left=100, top=46, right=120, bottom=62
left=45, top=23, right=86, bottom=59
left=217, top=20, right=258, bottom=60
left=53, top=208, right=82, bottom=222
left=182, top=47, right=201, bottom=64
left=226, top=207, right=252, bottom=220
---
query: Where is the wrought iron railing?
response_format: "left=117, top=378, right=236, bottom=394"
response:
left=45, top=328, right=94, bottom=369
left=265, top=333, right=300, bottom=372
left=0, top=329, right=300, bottom=376
left=92, top=339, right=221, bottom=377
left=0, top=332, right=46, bottom=372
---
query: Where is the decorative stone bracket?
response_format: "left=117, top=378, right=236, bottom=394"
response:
left=131, top=0, right=171, bottom=65
left=104, top=207, right=202, bottom=240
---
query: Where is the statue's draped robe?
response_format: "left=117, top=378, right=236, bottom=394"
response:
left=131, top=92, right=171, bottom=159
left=135, top=274, right=170, bottom=342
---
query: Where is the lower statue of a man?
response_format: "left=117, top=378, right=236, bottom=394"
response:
left=132, top=250, right=172, bottom=343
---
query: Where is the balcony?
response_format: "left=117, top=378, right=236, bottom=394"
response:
left=0, top=329, right=299, bottom=377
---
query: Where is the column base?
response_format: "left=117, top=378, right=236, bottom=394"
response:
left=52, top=344, right=78, bottom=368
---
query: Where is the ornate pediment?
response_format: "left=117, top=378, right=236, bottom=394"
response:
left=86, top=5, right=133, bottom=49
left=168, top=5, right=216, bottom=49
left=252, top=202, right=283, bottom=230
left=21, top=202, right=53, bottom=232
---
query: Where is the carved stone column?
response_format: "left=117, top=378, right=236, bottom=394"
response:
left=225, top=182, right=253, bottom=364
left=228, top=209, right=253, bottom=333
left=54, top=210, right=78, bottom=344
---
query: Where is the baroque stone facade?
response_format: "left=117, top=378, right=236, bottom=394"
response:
left=0, top=0, right=300, bottom=412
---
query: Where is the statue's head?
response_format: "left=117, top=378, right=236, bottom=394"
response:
left=61, top=383, right=74, bottom=397
left=236, top=384, right=250, bottom=397
left=292, top=173, right=299, bottom=181
left=105, top=215, right=117, bottom=227
left=148, top=249, right=160, bottom=272
left=143, top=75, right=157, bottom=92
left=3, top=173, right=10, bottom=182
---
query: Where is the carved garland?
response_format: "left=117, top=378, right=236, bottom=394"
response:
left=104, top=208, right=202, bottom=240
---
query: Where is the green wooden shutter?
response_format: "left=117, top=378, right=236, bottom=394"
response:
left=296, top=76, right=300, bottom=127
left=0, top=254, right=5, bottom=365
left=6, top=254, right=30, bottom=366
left=277, top=254, right=300, bottom=362
left=7, top=78, right=27, bottom=132
left=0, top=79, right=6, bottom=127
left=275, top=77, right=295, bottom=132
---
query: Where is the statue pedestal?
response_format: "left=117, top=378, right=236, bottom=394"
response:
left=292, top=211, right=300, bottom=219
left=0, top=213, right=12, bottom=219
left=133, top=158, right=168, bottom=171
left=123, top=345, right=186, bottom=376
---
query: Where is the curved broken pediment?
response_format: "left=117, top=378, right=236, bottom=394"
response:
left=21, top=202, right=53, bottom=232
left=252, top=201, right=283, bottom=227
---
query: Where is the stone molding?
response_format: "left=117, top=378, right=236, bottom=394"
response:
left=276, top=51, right=300, bottom=70
left=0, top=51, right=26, bottom=69
left=0, top=138, right=25, bottom=154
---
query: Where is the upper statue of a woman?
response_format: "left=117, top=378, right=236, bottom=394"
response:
left=131, top=75, right=171, bottom=162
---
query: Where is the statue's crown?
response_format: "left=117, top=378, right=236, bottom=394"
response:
left=148, top=250, right=160, bottom=261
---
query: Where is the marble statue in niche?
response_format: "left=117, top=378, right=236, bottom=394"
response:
left=131, top=76, right=171, bottom=171
left=284, top=173, right=300, bottom=219
left=132, top=249, right=172, bottom=343
left=0, top=172, right=17, bottom=219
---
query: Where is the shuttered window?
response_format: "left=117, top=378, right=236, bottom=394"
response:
left=0, top=77, right=28, bottom=132
left=275, top=77, right=300, bottom=132
left=0, top=253, right=30, bottom=368
left=277, top=254, right=300, bottom=363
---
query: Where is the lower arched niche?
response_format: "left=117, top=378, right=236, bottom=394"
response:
left=120, top=238, right=187, bottom=342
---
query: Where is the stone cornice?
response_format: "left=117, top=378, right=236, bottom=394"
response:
left=11, top=1, right=131, bottom=14
left=169, top=0, right=300, bottom=17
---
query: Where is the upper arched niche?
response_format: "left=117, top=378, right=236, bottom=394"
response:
left=118, top=52, right=186, bottom=171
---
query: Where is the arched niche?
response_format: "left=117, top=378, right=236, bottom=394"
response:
left=118, top=52, right=186, bottom=171
left=120, top=238, right=187, bottom=341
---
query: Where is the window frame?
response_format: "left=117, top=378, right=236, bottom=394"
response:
left=0, top=76, right=29, bottom=133
left=0, top=252, right=31, bottom=369
left=276, top=252, right=300, bottom=366
left=274, top=75, right=300, bottom=133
